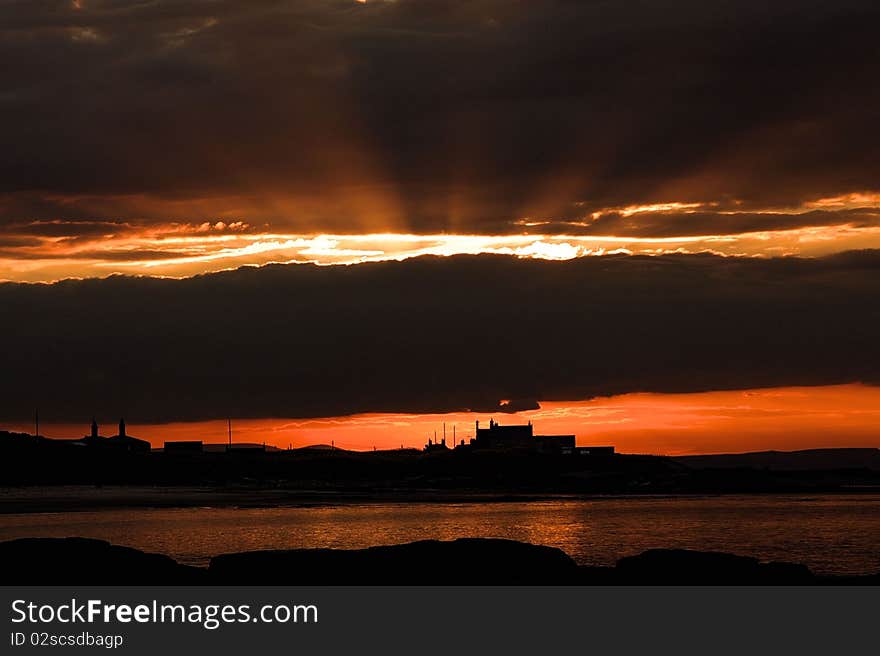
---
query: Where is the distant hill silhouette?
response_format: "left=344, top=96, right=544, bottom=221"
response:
left=674, top=448, right=880, bottom=471
left=293, top=444, right=347, bottom=452
left=2, top=431, right=879, bottom=493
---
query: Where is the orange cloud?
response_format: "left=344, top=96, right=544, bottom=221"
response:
left=3, top=191, right=880, bottom=281
left=4, top=221, right=880, bottom=282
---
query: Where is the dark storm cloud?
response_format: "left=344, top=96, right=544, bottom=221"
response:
left=7, top=221, right=131, bottom=238
left=1, top=0, right=879, bottom=234
left=2, top=251, right=880, bottom=424
left=544, top=208, right=880, bottom=238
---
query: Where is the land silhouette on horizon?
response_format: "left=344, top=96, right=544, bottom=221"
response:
left=2, top=425, right=878, bottom=502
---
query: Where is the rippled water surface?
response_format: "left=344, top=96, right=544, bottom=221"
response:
left=1, top=494, right=878, bottom=574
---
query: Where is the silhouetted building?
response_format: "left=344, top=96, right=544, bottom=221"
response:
left=77, top=418, right=151, bottom=453
left=423, top=437, right=449, bottom=453
left=467, top=419, right=590, bottom=455
left=163, top=440, right=204, bottom=454
left=474, top=419, right=534, bottom=449
left=77, top=419, right=104, bottom=448
left=108, top=417, right=150, bottom=453
left=534, top=435, right=576, bottom=455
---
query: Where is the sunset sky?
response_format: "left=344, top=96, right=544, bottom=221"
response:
left=2, top=1, right=879, bottom=453
left=10, top=384, right=880, bottom=455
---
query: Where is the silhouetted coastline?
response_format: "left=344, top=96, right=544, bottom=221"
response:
left=3, top=429, right=878, bottom=584
left=1, top=537, right=876, bottom=585
left=2, top=429, right=879, bottom=497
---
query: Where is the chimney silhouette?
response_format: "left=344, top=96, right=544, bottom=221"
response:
left=91, top=417, right=98, bottom=439
left=118, top=417, right=126, bottom=438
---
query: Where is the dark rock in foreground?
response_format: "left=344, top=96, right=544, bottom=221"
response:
left=614, top=549, right=815, bottom=584
left=0, top=537, right=205, bottom=585
left=2, top=537, right=878, bottom=585
left=210, top=538, right=578, bottom=584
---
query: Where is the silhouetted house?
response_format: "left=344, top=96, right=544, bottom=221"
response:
left=469, top=419, right=587, bottom=455
left=77, top=418, right=151, bottom=454
left=473, top=419, right=535, bottom=449
left=163, top=440, right=204, bottom=454
left=423, top=437, right=449, bottom=453
left=107, top=418, right=151, bottom=453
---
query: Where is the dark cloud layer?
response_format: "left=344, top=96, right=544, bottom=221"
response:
left=550, top=208, right=880, bottom=238
left=2, top=251, right=880, bottom=424
left=1, top=0, right=879, bottom=234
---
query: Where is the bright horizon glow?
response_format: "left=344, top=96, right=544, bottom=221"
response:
left=10, top=383, right=880, bottom=456
left=3, top=224, right=880, bottom=283
left=2, top=193, right=880, bottom=282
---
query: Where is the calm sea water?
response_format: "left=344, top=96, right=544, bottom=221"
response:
left=0, top=494, right=878, bottom=575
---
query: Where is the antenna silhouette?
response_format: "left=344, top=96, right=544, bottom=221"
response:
left=227, top=418, right=232, bottom=446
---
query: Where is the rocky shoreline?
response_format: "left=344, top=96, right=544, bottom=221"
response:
left=1, top=537, right=877, bottom=585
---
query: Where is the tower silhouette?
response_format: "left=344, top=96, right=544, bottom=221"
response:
left=91, top=418, right=98, bottom=439
left=118, top=418, right=126, bottom=438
